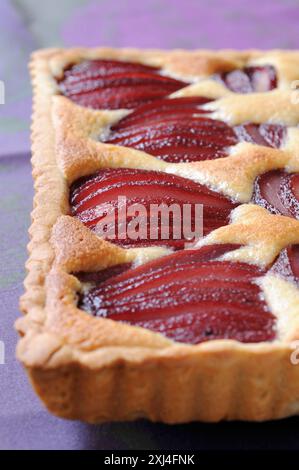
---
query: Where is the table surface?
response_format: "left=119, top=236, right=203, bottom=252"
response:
left=1, top=0, right=299, bottom=450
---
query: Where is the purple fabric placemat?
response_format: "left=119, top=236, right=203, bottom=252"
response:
left=2, top=0, right=299, bottom=450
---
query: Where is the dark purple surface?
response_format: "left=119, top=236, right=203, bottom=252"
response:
left=1, top=153, right=299, bottom=450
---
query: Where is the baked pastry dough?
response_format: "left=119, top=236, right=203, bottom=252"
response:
left=17, top=48, right=299, bottom=423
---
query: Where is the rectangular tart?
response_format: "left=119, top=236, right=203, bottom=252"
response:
left=17, top=48, right=299, bottom=423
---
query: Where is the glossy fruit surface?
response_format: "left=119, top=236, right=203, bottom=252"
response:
left=58, top=59, right=187, bottom=109
left=252, top=171, right=299, bottom=219
left=104, top=98, right=285, bottom=163
left=70, top=168, right=238, bottom=248
left=215, top=65, right=277, bottom=93
left=271, top=244, right=299, bottom=286
left=79, top=243, right=275, bottom=344
left=234, top=123, right=285, bottom=149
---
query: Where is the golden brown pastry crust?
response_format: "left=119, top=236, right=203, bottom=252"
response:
left=17, top=48, right=299, bottom=423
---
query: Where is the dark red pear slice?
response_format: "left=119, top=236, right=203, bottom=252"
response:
left=288, top=245, right=299, bottom=281
left=103, top=97, right=285, bottom=163
left=75, top=263, right=132, bottom=285
left=58, top=59, right=187, bottom=109
left=252, top=170, right=299, bottom=219
left=271, top=244, right=299, bottom=286
left=78, top=244, right=275, bottom=344
left=70, top=168, right=238, bottom=249
left=234, top=123, right=286, bottom=148
left=110, top=96, right=213, bottom=129
left=104, top=97, right=237, bottom=162
left=215, top=65, right=277, bottom=93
